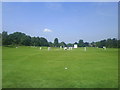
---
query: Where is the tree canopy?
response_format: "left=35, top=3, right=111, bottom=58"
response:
left=78, top=39, right=84, bottom=47
left=1, top=31, right=120, bottom=48
left=2, top=31, right=49, bottom=46
left=54, top=38, right=59, bottom=47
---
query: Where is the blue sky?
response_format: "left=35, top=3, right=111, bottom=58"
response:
left=2, top=2, right=118, bottom=43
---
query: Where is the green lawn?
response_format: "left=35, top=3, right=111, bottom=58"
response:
left=2, top=46, right=118, bottom=88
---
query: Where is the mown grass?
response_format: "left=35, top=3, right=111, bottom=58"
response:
left=2, top=46, right=118, bottom=88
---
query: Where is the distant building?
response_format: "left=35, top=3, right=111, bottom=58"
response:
left=74, top=44, right=78, bottom=48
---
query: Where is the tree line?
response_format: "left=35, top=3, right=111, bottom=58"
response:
left=1, top=31, right=120, bottom=48
left=1, top=31, right=67, bottom=47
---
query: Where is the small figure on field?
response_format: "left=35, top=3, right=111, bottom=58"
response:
left=48, top=47, right=51, bottom=51
left=103, top=46, right=106, bottom=50
left=84, top=47, right=86, bottom=51
left=40, top=47, right=42, bottom=50
left=60, top=46, right=62, bottom=49
left=64, top=47, right=67, bottom=50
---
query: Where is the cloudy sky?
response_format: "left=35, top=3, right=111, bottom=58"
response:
left=2, top=2, right=118, bottom=43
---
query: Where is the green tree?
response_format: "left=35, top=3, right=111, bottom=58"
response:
left=106, top=38, right=113, bottom=48
left=8, top=32, right=26, bottom=45
left=67, top=43, right=73, bottom=47
left=100, top=40, right=106, bottom=47
left=54, top=38, right=59, bottom=47
left=60, top=42, right=67, bottom=47
left=112, top=38, right=117, bottom=48
left=95, top=38, right=118, bottom=48
left=2, top=31, right=9, bottom=45
left=20, top=35, right=31, bottom=46
left=31, top=37, right=36, bottom=46
left=48, top=42, right=53, bottom=47
left=74, top=42, right=78, bottom=44
left=96, top=40, right=106, bottom=48
left=91, top=42, right=96, bottom=47
left=40, top=37, right=49, bottom=46
left=84, top=42, right=89, bottom=47
left=118, top=40, right=120, bottom=48
left=78, top=39, right=84, bottom=47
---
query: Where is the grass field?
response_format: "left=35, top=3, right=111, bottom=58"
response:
left=2, top=46, right=118, bottom=88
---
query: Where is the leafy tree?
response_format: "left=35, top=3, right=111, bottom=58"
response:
left=20, top=35, right=31, bottom=46
left=35, top=37, right=41, bottom=46
left=96, top=40, right=106, bottom=48
left=54, top=38, right=59, bottom=47
left=48, top=42, right=53, bottom=47
left=91, top=42, right=96, bottom=47
left=31, top=37, right=40, bottom=46
left=40, top=37, right=49, bottom=46
left=118, top=40, right=120, bottom=48
left=2, top=31, right=9, bottom=45
left=84, top=42, right=89, bottom=47
left=106, top=38, right=113, bottom=48
left=1, top=31, right=120, bottom=48
left=60, top=42, right=67, bottom=47
left=112, top=38, right=117, bottom=48
left=67, top=43, right=73, bottom=47
left=31, top=37, right=36, bottom=46
left=100, top=40, right=106, bottom=47
left=8, top=32, right=26, bottom=45
left=96, top=42, right=100, bottom=47
left=95, top=38, right=118, bottom=48
left=74, top=42, right=78, bottom=44
left=78, top=39, right=84, bottom=47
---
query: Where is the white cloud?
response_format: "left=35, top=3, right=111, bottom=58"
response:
left=43, top=28, right=52, bottom=32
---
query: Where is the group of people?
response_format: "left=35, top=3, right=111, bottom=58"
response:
left=39, top=46, right=73, bottom=51
left=63, top=47, right=73, bottom=50
left=39, top=46, right=89, bottom=51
